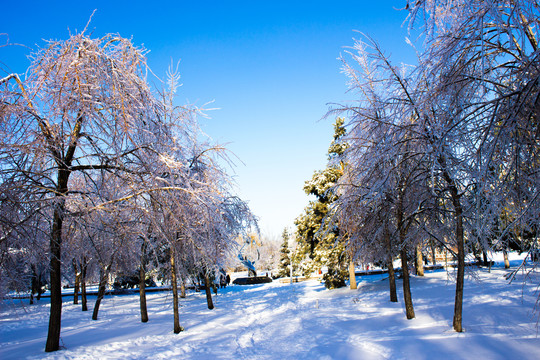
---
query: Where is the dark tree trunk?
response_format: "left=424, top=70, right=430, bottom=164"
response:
left=449, top=180, right=465, bottom=332
left=139, top=241, right=149, bottom=323
left=45, top=173, right=68, bottom=352
left=400, top=247, right=415, bottom=319
left=30, top=265, right=37, bottom=305
left=36, top=273, right=44, bottom=301
left=72, top=260, right=80, bottom=305
left=43, top=111, right=83, bottom=352
left=384, top=226, right=397, bottom=302
left=438, top=153, right=466, bottom=333
left=396, top=185, right=414, bottom=319
left=139, top=264, right=148, bottom=323
left=92, top=267, right=110, bottom=320
left=482, top=250, right=489, bottom=267
left=81, top=259, right=88, bottom=311
left=204, top=274, right=215, bottom=310
left=415, top=245, right=424, bottom=276
left=387, top=255, right=398, bottom=303
left=30, top=274, right=36, bottom=305
left=170, top=247, right=183, bottom=333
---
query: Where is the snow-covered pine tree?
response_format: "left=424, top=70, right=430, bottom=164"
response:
left=294, top=118, right=349, bottom=289
left=276, top=228, right=291, bottom=278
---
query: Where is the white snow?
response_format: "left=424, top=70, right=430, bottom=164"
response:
left=1, top=254, right=540, bottom=360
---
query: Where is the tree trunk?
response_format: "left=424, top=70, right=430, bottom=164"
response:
left=482, top=250, right=489, bottom=267
left=349, top=261, right=357, bottom=290
left=30, top=265, right=37, bottom=305
left=139, top=264, right=148, bottom=323
left=29, top=285, right=34, bottom=305
left=170, top=247, right=183, bottom=333
left=438, top=154, right=466, bottom=333
left=81, top=259, right=88, bottom=311
left=396, top=185, right=414, bottom=319
left=180, top=280, right=186, bottom=299
left=37, top=273, right=44, bottom=301
left=45, top=179, right=68, bottom=352
left=430, top=238, right=437, bottom=265
left=72, top=260, right=80, bottom=305
left=204, top=274, right=215, bottom=310
left=449, top=183, right=465, bottom=332
left=387, top=255, right=398, bottom=303
left=415, top=245, right=424, bottom=276
left=384, top=224, right=398, bottom=302
left=400, top=247, right=415, bottom=319
left=92, top=267, right=110, bottom=320
left=503, top=249, right=510, bottom=269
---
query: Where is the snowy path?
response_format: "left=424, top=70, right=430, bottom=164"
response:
left=1, top=263, right=540, bottom=359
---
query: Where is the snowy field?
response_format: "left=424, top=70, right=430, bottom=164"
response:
left=1, top=255, right=540, bottom=360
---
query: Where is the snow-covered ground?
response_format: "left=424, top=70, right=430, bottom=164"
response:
left=1, top=254, right=540, bottom=360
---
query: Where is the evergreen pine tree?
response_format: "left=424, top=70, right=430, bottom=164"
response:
left=294, top=118, right=349, bottom=289
left=277, top=228, right=291, bottom=278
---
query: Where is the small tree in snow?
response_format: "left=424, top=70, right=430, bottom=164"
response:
left=277, top=228, right=291, bottom=278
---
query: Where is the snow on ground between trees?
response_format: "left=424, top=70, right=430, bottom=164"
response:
left=1, top=256, right=539, bottom=360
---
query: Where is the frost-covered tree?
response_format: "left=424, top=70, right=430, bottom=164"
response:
left=0, top=30, right=256, bottom=351
left=141, top=136, right=257, bottom=331
left=0, top=186, right=49, bottom=301
left=334, top=44, right=428, bottom=314
left=335, top=0, right=540, bottom=331
left=336, top=30, right=476, bottom=323
left=405, top=0, right=540, bottom=331
left=0, top=32, right=172, bottom=350
left=256, top=234, right=280, bottom=273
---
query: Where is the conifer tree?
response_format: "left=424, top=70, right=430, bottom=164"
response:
left=294, top=118, right=349, bottom=289
left=277, top=228, right=291, bottom=278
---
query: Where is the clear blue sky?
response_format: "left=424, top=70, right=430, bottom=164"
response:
left=1, top=0, right=415, bottom=237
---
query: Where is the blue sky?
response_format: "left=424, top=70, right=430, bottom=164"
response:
left=1, top=0, right=416, bottom=237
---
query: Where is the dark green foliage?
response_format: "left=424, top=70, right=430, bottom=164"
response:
left=294, top=118, right=349, bottom=289
left=232, top=276, right=273, bottom=285
left=323, top=268, right=347, bottom=289
left=113, top=271, right=156, bottom=289
left=276, top=228, right=291, bottom=278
